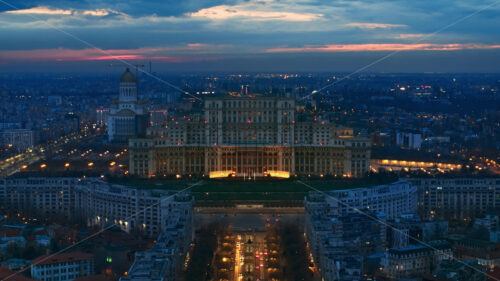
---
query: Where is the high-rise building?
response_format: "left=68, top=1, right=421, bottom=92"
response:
left=107, top=69, right=148, bottom=142
left=396, top=130, right=423, bottom=149
left=304, top=180, right=418, bottom=281
left=409, top=178, right=500, bottom=220
left=0, top=177, right=194, bottom=238
left=305, top=180, right=417, bottom=220
left=120, top=206, right=193, bottom=281
left=0, top=129, right=35, bottom=150
left=129, top=96, right=371, bottom=178
left=96, top=107, right=109, bottom=127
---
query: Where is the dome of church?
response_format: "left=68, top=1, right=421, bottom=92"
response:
left=120, top=68, right=137, bottom=83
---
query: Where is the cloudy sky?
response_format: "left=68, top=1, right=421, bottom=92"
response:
left=0, top=0, right=499, bottom=72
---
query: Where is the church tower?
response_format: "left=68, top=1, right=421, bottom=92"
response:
left=107, top=68, right=148, bottom=142
left=119, top=68, right=138, bottom=103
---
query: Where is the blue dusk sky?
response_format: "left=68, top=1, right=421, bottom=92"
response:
left=0, top=0, right=499, bottom=72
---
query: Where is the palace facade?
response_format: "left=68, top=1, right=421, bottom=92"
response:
left=129, top=97, right=371, bottom=178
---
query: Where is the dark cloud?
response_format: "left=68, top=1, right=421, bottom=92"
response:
left=0, top=0, right=499, bottom=72
left=0, top=0, right=237, bottom=16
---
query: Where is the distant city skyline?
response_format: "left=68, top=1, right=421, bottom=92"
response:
left=0, top=0, right=500, bottom=72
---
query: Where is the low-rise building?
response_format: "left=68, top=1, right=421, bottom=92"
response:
left=386, top=240, right=452, bottom=279
left=454, top=238, right=500, bottom=267
left=0, top=266, right=38, bottom=281
left=0, top=259, right=30, bottom=271
left=423, top=259, right=486, bottom=281
left=30, top=252, right=94, bottom=281
left=74, top=274, right=110, bottom=281
left=0, top=236, right=26, bottom=249
left=474, top=213, right=499, bottom=232
left=388, top=213, right=448, bottom=248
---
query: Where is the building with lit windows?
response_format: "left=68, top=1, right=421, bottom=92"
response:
left=129, top=96, right=370, bottom=178
left=304, top=180, right=417, bottom=281
left=0, top=177, right=193, bottom=238
left=107, top=68, right=148, bottom=142
left=96, top=107, right=109, bottom=126
left=305, top=180, right=417, bottom=222
left=408, top=178, right=500, bottom=221
left=120, top=215, right=193, bottom=281
left=386, top=241, right=452, bottom=279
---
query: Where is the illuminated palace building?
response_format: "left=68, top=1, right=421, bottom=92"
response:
left=129, top=97, right=371, bottom=178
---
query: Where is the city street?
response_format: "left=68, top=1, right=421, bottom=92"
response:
left=195, top=210, right=304, bottom=232
left=0, top=130, right=100, bottom=177
left=195, top=209, right=304, bottom=281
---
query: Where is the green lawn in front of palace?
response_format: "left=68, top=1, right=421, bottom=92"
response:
left=106, top=174, right=397, bottom=194
left=102, top=174, right=397, bottom=203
